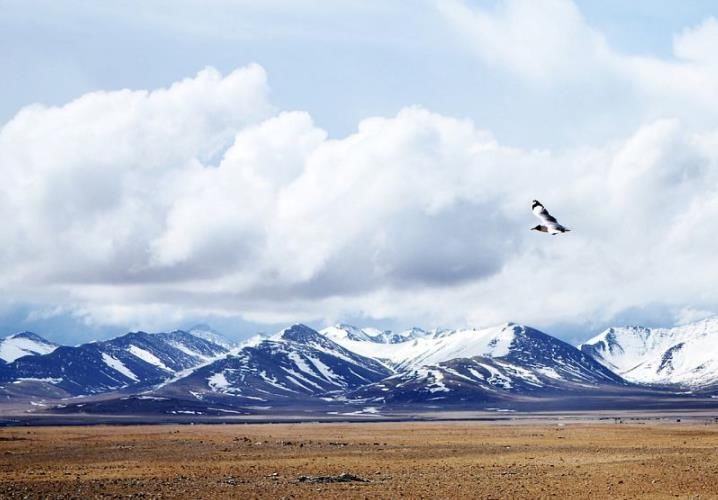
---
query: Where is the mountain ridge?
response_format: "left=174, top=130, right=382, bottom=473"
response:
left=0, top=332, right=58, bottom=363
left=579, top=316, right=718, bottom=387
left=3, top=318, right=718, bottom=417
left=155, top=324, right=393, bottom=404
left=0, top=330, right=230, bottom=397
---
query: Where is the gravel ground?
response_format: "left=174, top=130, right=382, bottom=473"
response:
left=1, top=420, right=718, bottom=499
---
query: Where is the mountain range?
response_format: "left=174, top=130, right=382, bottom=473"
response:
left=580, top=317, right=718, bottom=389
left=0, top=328, right=230, bottom=400
left=347, top=323, right=624, bottom=406
left=1, top=317, right=718, bottom=417
left=155, top=324, right=392, bottom=406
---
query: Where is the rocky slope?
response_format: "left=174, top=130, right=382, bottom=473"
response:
left=579, top=317, right=718, bottom=387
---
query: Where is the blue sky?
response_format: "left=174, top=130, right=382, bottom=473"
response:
left=3, top=0, right=718, bottom=344
left=4, top=1, right=716, bottom=146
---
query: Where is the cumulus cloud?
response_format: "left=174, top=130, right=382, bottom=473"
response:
left=439, top=0, right=718, bottom=123
left=4, top=9, right=718, bottom=334
left=674, top=17, right=718, bottom=65
left=0, top=64, right=272, bottom=284
left=437, top=0, right=610, bottom=83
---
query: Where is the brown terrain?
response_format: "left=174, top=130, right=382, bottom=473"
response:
left=1, top=420, right=718, bottom=499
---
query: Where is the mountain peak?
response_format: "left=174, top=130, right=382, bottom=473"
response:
left=8, top=331, right=52, bottom=343
left=333, top=324, right=376, bottom=342
left=278, top=324, right=323, bottom=342
left=0, top=331, right=58, bottom=363
left=187, top=326, right=235, bottom=349
left=580, top=318, right=718, bottom=387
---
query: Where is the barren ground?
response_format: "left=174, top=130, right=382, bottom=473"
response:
left=1, top=420, right=718, bottom=499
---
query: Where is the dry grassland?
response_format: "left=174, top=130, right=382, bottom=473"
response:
left=1, top=421, right=717, bottom=499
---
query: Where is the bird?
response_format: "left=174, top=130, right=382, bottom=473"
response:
left=531, top=200, right=570, bottom=235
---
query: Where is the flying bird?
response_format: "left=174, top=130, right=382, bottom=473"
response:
left=531, top=200, right=570, bottom=235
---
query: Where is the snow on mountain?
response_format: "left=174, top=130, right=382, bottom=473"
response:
left=351, top=356, right=544, bottom=404
left=579, top=317, right=718, bottom=387
left=0, top=332, right=58, bottom=363
left=0, top=330, right=229, bottom=395
left=157, top=324, right=392, bottom=403
left=320, top=323, right=619, bottom=382
left=321, top=324, right=504, bottom=370
left=498, top=325, right=623, bottom=385
left=322, top=324, right=380, bottom=343
left=322, top=325, right=437, bottom=346
left=187, top=324, right=237, bottom=350
left=348, top=324, right=624, bottom=404
left=373, top=327, right=435, bottom=344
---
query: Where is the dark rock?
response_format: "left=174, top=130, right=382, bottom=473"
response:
left=297, top=473, right=367, bottom=484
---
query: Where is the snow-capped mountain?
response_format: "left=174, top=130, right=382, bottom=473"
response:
left=321, top=323, right=623, bottom=384
left=187, top=324, right=237, bottom=350
left=157, top=324, right=392, bottom=403
left=0, top=332, right=58, bottom=363
left=9, top=319, right=718, bottom=416
left=138, top=322, right=625, bottom=412
left=0, top=330, right=229, bottom=396
left=347, top=323, right=624, bottom=404
left=322, top=324, right=506, bottom=370
left=323, top=324, right=381, bottom=343
left=350, top=356, right=543, bottom=404
left=580, top=317, right=718, bottom=387
left=322, top=324, right=435, bottom=345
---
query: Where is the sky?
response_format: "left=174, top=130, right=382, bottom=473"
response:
left=2, top=0, right=718, bottom=344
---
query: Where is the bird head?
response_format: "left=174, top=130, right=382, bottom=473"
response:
left=530, top=225, right=546, bottom=232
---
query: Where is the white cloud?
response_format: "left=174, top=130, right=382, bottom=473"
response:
left=673, top=17, right=718, bottom=65
left=439, top=0, right=718, bottom=122
left=437, top=0, right=611, bottom=83
left=0, top=64, right=272, bottom=287
left=674, top=307, right=716, bottom=327
left=3, top=36, right=718, bottom=333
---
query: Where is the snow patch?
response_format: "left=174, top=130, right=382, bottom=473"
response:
left=0, top=334, right=57, bottom=362
left=101, top=353, right=139, bottom=382
left=13, top=377, right=62, bottom=384
left=127, top=345, right=172, bottom=371
left=208, top=372, right=230, bottom=391
left=536, top=367, right=562, bottom=380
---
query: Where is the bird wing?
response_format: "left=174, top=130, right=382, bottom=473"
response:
left=532, top=203, right=558, bottom=224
